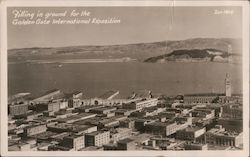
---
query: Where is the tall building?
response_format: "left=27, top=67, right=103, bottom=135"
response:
left=225, top=73, right=232, bottom=97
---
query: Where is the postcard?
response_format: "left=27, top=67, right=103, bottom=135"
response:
left=0, top=0, right=249, bottom=156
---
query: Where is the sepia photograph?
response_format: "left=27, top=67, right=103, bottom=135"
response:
left=0, top=0, right=249, bottom=157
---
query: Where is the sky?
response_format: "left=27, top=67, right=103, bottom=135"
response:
left=7, top=6, right=242, bottom=49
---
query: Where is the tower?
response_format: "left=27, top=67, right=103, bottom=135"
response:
left=225, top=73, right=232, bottom=97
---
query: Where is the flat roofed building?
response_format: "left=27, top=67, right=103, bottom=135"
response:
left=122, top=98, right=158, bottom=111
left=145, top=122, right=178, bottom=137
left=56, top=113, right=97, bottom=124
left=115, top=109, right=135, bottom=116
left=8, top=102, right=28, bottom=116
left=60, top=134, right=85, bottom=151
left=90, top=107, right=117, bottom=115
left=50, top=132, right=70, bottom=142
left=205, top=125, right=243, bottom=147
left=184, top=143, right=208, bottom=150
left=222, top=104, right=242, bottom=119
left=191, top=108, right=215, bottom=120
left=117, top=138, right=136, bottom=150
left=24, top=124, right=47, bottom=137
left=85, top=131, right=110, bottom=147
left=176, top=127, right=206, bottom=141
left=184, top=93, right=221, bottom=104
left=36, top=102, right=60, bottom=112
left=48, top=123, right=97, bottom=135
left=8, top=142, right=31, bottom=151
left=98, top=118, right=119, bottom=129
left=30, top=131, right=57, bottom=142
left=217, top=118, right=243, bottom=133
left=110, top=128, right=132, bottom=143
left=120, top=119, right=135, bottom=129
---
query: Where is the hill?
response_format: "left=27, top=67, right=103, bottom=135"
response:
left=144, top=48, right=231, bottom=63
left=8, top=38, right=241, bottom=63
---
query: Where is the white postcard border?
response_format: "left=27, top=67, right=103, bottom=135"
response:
left=1, top=1, right=249, bottom=157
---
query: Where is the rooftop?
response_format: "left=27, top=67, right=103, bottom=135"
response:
left=117, top=138, right=134, bottom=144
left=57, top=113, right=96, bottom=122
left=39, top=89, right=60, bottom=97
left=64, top=134, right=84, bottom=139
left=184, top=93, right=224, bottom=97
left=130, top=133, right=153, bottom=143
left=90, top=106, right=116, bottom=112
left=208, top=127, right=240, bottom=137
left=77, top=105, right=103, bottom=110
left=181, top=127, right=204, bottom=132
left=147, top=121, right=176, bottom=127
left=86, top=131, right=109, bottom=136
left=98, top=90, right=119, bottom=99
left=32, top=89, right=64, bottom=101
left=50, top=132, right=70, bottom=140
left=31, top=131, right=57, bottom=139
left=64, top=91, right=83, bottom=99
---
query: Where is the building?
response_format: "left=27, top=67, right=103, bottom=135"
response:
left=205, top=125, right=243, bottom=147
left=23, top=124, right=47, bottom=137
left=122, top=98, right=158, bottom=110
left=89, top=90, right=128, bottom=106
left=217, top=118, right=242, bottom=133
left=98, top=90, right=120, bottom=100
left=120, top=119, right=135, bottom=129
left=174, top=116, right=193, bottom=131
left=65, top=91, right=83, bottom=108
left=134, top=119, right=154, bottom=132
left=9, top=142, right=32, bottom=151
left=32, top=89, right=62, bottom=104
left=30, top=131, right=57, bottom=143
left=219, top=95, right=242, bottom=104
left=8, top=102, right=28, bottom=116
left=36, top=102, right=60, bottom=112
left=115, top=109, right=135, bottom=116
left=97, top=118, right=120, bottom=129
left=85, top=131, right=110, bottom=147
left=8, top=92, right=31, bottom=105
left=176, top=127, right=206, bottom=141
left=110, top=128, right=132, bottom=143
left=191, top=108, right=215, bottom=120
left=117, top=138, right=136, bottom=150
left=56, top=113, right=97, bottom=124
left=184, top=143, right=208, bottom=150
left=144, top=122, right=178, bottom=137
left=184, top=94, right=219, bottom=104
left=225, top=73, right=232, bottom=97
left=221, top=104, right=242, bottom=119
left=48, top=123, right=97, bottom=134
left=60, top=134, right=85, bottom=151
left=89, top=107, right=117, bottom=115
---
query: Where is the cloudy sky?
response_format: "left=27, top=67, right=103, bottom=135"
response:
left=8, top=6, right=242, bottom=49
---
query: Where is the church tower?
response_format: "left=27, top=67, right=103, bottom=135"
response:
left=225, top=73, right=232, bottom=97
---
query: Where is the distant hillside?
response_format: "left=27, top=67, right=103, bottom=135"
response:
left=8, top=38, right=241, bottom=62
